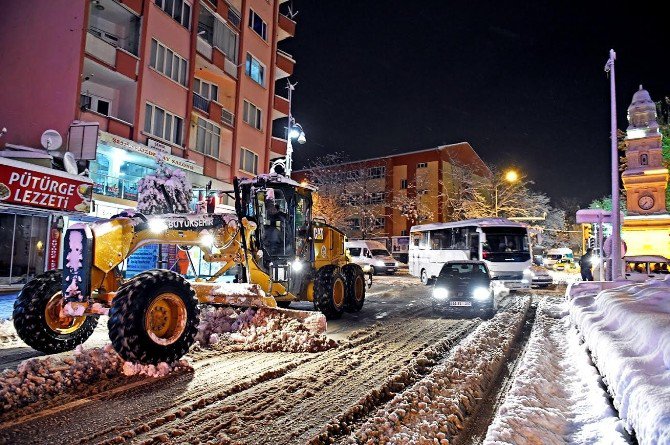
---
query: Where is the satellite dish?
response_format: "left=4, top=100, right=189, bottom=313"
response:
left=63, top=152, right=79, bottom=175
left=41, top=129, right=63, bottom=151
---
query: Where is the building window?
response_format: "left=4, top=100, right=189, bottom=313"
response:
left=417, top=162, right=428, bottom=168
left=346, top=169, right=362, bottom=180
left=365, top=192, right=385, bottom=205
left=240, top=148, right=258, bottom=174
left=401, top=230, right=408, bottom=236
left=144, top=103, right=183, bottom=145
left=245, top=53, right=265, bottom=86
left=347, top=218, right=361, bottom=230
left=418, top=189, right=429, bottom=195
left=80, top=94, right=111, bottom=116
left=248, top=10, right=267, bottom=40
left=400, top=179, right=408, bottom=189
left=372, top=217, right=386, bottom=229
left=243, top=100, right=262, bottom=130
left=640, top=153, right=649, bottom=166
left=150, top=39, right=188, bottom=86
left=367, top=166, right=385, bottom=179
left=194, top=78, right=218, bottom=101
left=155, top=0, right=191, bottom=29
left=195, top=117, right=221, bottom=158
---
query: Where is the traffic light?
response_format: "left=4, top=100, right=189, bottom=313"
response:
left=588, top=237, right=596, bottom=249
left=582, top=224, right=593, bottom=254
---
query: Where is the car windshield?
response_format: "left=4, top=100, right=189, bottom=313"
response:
left=438, top=263, right=489, bottom=281
left=348, top=248, right=362, bottom=256
left=370, top=249, right=389, bottom=256
left=547, top=254, right=562, bottom=260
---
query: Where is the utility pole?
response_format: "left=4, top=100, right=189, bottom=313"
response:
left=605, top=49, right=621, bottom=280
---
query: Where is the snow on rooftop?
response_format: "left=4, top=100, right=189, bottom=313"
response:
left=484, top=299, right=629, bottom=444
left=569, top=278, right=670, bottom=445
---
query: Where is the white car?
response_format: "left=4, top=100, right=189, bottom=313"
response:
left=345, top=240, right=399, bottom=275
left=529, top=265, right=553, bottom=288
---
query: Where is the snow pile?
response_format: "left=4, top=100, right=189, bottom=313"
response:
left=548, top=269, right=581, bottom=286
left=0, top=319, right=17, bottom=344
left=196, top=306, right=336, bottom=352
left=204, top=283, right=271, bottom=307
left=569, top=279, right=670, bottom=445
left=349, top=299, right=530, bottom=444
left=484, top=299, right=629, bottom=445
left=0, top=344, right=190, bottom=414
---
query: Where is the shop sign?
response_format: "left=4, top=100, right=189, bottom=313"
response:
left=98, top=131, right=204, bottom=175
left=148, top=139, right=172, bottom=154
left=47, top=227, right=61, bottom=270
left=0, top=157, right=93, bottom=213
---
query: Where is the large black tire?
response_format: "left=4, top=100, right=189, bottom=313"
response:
left=421, top=269, right=434, bottom=286
left=108, top=270, right=199, bottom=364
left=314, top=266, right=346, bottom=320
left=276, top=301, right=291, bottom=308
left=13, top=270, right=98, bottom=354
left=342, top=264, right=366, bottom=313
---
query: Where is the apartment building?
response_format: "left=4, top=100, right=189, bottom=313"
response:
left=0, top=0, right=296, bottom=286
left=292, top=143, right=491, bottom=238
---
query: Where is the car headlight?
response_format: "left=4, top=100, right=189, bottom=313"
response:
left=395, top=261, right=400, bottom=267
left=473, top=287, right=490, bottom=300
left=433, top=287, right=449, bottom=300
left=362, top=265, right=371, bottom=273
left=376, top=260, right=386, bottom=267
left=292, top=258, right=303, bottom=272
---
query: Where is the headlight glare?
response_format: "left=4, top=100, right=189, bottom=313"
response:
left=433, top=287, right=449, bottom=300
left=473, top=287, right=491, bottom=300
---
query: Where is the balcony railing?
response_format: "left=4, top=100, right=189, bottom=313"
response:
left=221, top=108, right=235, bottom=127
left=193, top=93, right=210, bottom=113
left=90, top=172, right=139, bottom=201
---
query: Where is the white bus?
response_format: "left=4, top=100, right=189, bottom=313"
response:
left=409, top=218, right=532, bottom=290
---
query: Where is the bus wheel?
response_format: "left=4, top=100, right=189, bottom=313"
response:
left=421, top=269, right=433, bottom=285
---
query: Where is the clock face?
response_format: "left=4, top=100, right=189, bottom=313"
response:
left=638, top=195, right=655, bottom=210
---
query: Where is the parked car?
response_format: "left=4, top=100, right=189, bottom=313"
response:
left=431, top=261, right=496, bottom=318
left=345, top=240, right=399, bottom=275
left=543, top=248, right=574, bottom=268
left=624, top=255, right=670, bottom=282
left=528, top=265, right=553, bottom=288
left=553, top=258, right=579, bottom=272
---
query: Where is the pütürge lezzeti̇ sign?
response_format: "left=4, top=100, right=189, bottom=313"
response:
left=0, top=157, right=94, bottom=212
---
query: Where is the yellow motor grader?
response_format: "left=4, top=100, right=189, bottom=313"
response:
left=12, top=174, right=366, bottom=364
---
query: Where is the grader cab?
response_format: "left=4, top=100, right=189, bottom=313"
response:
left=12, top=173, right=366, bottom=364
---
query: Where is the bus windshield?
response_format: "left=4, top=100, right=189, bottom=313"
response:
left=482, top=227, right=530, bottom=262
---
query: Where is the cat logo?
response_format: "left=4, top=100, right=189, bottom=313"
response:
left=313, top=227, right=324, bottom=241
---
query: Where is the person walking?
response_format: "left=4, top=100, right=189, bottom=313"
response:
left=580, top=248, right=594, bottom=281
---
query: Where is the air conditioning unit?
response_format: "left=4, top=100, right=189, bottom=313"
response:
left=90, top=27, right=120, bottom=47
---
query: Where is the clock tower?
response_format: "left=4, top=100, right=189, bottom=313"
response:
left=621, top=86, right=668, bottom=215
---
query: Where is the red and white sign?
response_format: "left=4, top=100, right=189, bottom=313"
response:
left=47, top=227, right=61, bottom=270
left=0, top=157, right=93, bottom=212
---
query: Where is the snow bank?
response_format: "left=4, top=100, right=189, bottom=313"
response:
left=484, top=299, right=629, bottom=445
left=349, top=298, right=530, bottom=444
left=569, top=278, right=670, bottom=445
left=548, top=270, right=581, bottom=286
left=0, top=319, right=17, bottom=344
left=0, top=344, right=190, bottom=414
left=195, top=306, right=336, bottom=353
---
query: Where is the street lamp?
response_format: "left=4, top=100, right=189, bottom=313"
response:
left=495, top=169, right=519, bottom=217
left=283, top=80, right=305, bottom=177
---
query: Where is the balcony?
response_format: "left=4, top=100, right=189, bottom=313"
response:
left=85, top=32, right=139, bottom=80
left=271, top=136, right=287, bottom=157
left=198, top=6, right=239, bottom=78
left=80, top=58, right=137, bottom=137
left=272, top=94, right=289, bottom=120
left=275, top=49, right=295, bottom=79
left=193, top=93, right=210, bottom=113
left=277, top=14, right=296, bottom=41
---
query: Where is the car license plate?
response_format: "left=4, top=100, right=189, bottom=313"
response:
left=449, top=301, right=471, bottom=307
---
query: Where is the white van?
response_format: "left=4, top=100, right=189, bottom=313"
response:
left=543, top=248, right=574, bottom=267
left=346, top=240, right=399, bottom=275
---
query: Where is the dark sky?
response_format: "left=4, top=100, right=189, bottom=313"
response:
left=279, top=1, right=668, bottom=207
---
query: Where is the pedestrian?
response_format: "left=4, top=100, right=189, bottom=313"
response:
left=580, top=248, right=594, bottom=281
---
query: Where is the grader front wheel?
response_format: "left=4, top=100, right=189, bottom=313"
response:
left=343, top=264, right=366, bottom=313
left=108, top=270, right=199, bottom=364
left=13, top=270, right=98, bottom=354
left=314, top=266, right=346, bottom=320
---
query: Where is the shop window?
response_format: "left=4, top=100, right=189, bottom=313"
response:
left=0, top=214, right=48, bottom=285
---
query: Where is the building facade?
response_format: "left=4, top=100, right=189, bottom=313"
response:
left=292, top=143, right=491, bottom=239
left=621, top=86, right=670, bottom=258
left=0, top=0, right=296, bottom=287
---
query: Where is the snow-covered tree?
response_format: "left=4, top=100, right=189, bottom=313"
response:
left=137, top=154, right=192, bottom=215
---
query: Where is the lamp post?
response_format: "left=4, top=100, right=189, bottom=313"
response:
left=283, top=80, right=306, bottom=177
left=494, top=169, right=519, bottom=217
left=604, top=49, right=621, bottom=280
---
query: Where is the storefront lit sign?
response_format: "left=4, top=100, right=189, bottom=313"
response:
left=47, top=227, right=61, bottom=270
left=0, top=157, right=93, bottom=212
left=148, top=138, right=172, bottom=154
left=98, top=131, right=204, bottom=174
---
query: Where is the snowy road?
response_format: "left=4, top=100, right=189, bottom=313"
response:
left=0, top=275, right=539, bottom=444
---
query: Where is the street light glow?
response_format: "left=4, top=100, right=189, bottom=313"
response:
left=288, top=128, right=301, bottom=139
left=505, top=170, right=519, bottom=183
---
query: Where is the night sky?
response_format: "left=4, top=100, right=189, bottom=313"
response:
left=279, top=1, right=668, bottom=207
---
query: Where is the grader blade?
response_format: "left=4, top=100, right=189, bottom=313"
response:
left=190, top=281, right=327, bottom=334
